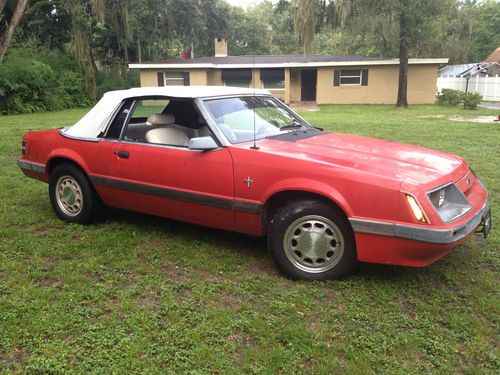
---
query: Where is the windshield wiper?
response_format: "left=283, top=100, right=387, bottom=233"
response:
left=279, top=123, right=304, bottom=131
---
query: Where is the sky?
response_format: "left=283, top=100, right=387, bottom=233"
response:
left=226, top=0, right=277, bottom=9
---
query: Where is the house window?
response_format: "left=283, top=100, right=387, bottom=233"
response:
left=224, top=79, right=250, bottom=88
left=222, top=69, right=252, bottom=88
left=334, top=69, right=368, bottom=86
left=340, top=69, right=362, bottom=85
left=157, top=72, right=189, bottom=86
left=165, top=72, right=186, bottom=86
left=263, top=79, right=284, bottom=89
left=260, top=68, right=285, bottom=89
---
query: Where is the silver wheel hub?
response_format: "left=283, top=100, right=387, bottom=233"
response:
left=56, top=176, right=83, bottom=216
left=283, top=215, right=344, bottom=273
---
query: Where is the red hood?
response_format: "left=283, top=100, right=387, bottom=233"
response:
left=257, top=132, right=468, bottom=186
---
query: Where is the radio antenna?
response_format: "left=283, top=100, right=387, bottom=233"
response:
left=250, top=54, right=259, bottom=150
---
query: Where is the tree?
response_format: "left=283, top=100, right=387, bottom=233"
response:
left=64, top=0, right=136, bottom=99
left=293, top=0, right=352, bottom=55
left=393, top=0, right=443, bottom=107
left=0, top=0, right=53, bottom=63
left=293, top=0, right=444, bottom=107
left=469, top=0, right=500, bottom=62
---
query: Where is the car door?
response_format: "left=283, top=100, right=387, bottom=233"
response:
left=99, top=98, right=237, bottom=231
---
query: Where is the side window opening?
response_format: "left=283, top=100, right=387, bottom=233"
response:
left=103, top=99, right=135, bottom=139
left=121, top=97, right=214, bottom=147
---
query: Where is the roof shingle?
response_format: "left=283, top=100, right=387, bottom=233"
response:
left=134, top=54, right=393, bottom=65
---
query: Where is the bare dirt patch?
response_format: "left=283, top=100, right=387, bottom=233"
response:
left=137, top=240, right=162, bottom=251
left=124, top=272, right=137, bottom=289
left=37, top=277, right=64, bottom=289
left=162, top=263, right=188, bottom=281
left=196, top=268, right=223, bottom=282
left=136, top=292, right=160, bottom=310
left=91, top=272, right=106, bottom=284
left=2, top=348, right=29, bottom=368
left=309, top=322, right=319, bottom=334
left=246, top=261, right=280, bottom=277
left=448, top=115, right=499, bottom=123
left=401, top=300, right=415, bottom=320
left=137, top=240, right=164, bottom=262
left=212, top=291, right=242, bottom=311
left=175, top=287, right=192, bottom=301
left=316, top=288, right=337, bottom=303
left=289, top=102, right=320, bottom=112
left=31, top=225, right=61, bottom=238
left=71, top=235, right=84, bottom=243
left=227, top=333, right=253, bottom=346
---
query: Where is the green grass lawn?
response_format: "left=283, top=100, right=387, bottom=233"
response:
left=0, top=105, right=499, bottom=374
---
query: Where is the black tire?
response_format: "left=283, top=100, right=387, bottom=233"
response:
left=49, top=164, right=103, bottom=224
left=267, top=199, right=356, bottom=280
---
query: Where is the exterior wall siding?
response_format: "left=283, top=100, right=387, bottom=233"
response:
left=407, top=65, right=439, bottom=104
left=139, top=69, right=208, bottom=87
left=316, top=65, right=438, bottom=104
left=290, top=68, right=301, bottom=102
left=139, top=70, right=159, bottom=87
left=138, top=64, right=439, bottom=104
left=189, top=70, right=208, bottom=85
left=207, top=69, right=223, bottom=85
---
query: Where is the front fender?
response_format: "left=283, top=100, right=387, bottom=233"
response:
left=261, top=178, right=354, bottom=217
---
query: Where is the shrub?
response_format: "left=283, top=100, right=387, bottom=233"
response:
left=462, top=92, right=482, bottom=110
left=59, top=71, right=92, bottom=108
left=0, top=49, right=91, bottom=114
left=96, top=66, right=139, bottom=99
left=437, top=89, right=463, bottom=107
left=0, top=56, right=56, bottom=113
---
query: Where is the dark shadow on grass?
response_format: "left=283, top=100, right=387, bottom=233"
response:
left=351, top=258, right=452, bottom=286
left=88, top=207, right=460, bottom=284
left=105, top=207, right=268, bottom=257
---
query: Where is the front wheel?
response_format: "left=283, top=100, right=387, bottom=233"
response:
left=268, top=200, right=357, bottom=280
left=49, top=164, right=103, bottom=224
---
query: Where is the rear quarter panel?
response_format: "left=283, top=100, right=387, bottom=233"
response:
left=22, top=129, right=111, bottom=182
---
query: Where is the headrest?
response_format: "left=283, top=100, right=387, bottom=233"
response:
left=146, top=113, right=175, bottom=126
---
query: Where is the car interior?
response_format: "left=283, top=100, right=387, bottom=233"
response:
left=105, top=97, right=214, bottom=148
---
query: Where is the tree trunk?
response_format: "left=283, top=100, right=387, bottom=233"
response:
left=396, top=2, right=409, bottom=108
left=0, top=0, right=8, bottom=15
left=137, top=33, right=142, bottom=63
left=0, top=0, right=28, bottom=63
left=123, top=45, right=129, bottom=65
left=396, top=38, right=409, bottom=107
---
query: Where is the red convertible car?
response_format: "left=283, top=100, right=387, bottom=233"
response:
left=18, top=87, right=491, bottom=280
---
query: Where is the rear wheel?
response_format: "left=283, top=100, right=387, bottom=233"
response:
left=49, top=164, right=103, bottom=224
left=268, top=199, right=356, bottom=280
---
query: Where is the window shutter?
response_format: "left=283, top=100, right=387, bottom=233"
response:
left=333, top=70, right=340, bottom=86
left=157, top=72, right=164, bottom=87
left=361, top=69, right=369, bottom=86
left=183, top=72, right=190, bottom=86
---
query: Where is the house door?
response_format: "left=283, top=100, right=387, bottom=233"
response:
left=301, top=69, right=317, bottom=101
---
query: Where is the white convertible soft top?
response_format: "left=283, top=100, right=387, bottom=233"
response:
left=64, top=86, right=270, bottom=138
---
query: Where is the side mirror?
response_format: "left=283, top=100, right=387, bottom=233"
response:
left=188, top=136, right=218, bottom=151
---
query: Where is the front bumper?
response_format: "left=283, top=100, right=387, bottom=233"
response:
left=349, top=201, right=490, bottom=245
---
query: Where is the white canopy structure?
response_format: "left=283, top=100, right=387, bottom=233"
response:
left=64, top=86, right=270, bottom=138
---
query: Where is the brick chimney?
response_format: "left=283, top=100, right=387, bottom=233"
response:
left=214, top=37, right=228, bottom=57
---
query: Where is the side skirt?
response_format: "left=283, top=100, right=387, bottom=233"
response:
left=89, top=174, right=262, bottom=215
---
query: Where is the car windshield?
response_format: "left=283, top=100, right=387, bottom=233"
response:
left=202, top=96, right=310, bottom=144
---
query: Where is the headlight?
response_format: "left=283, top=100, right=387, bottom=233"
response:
left=427, top=183, right=471, bottom=223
